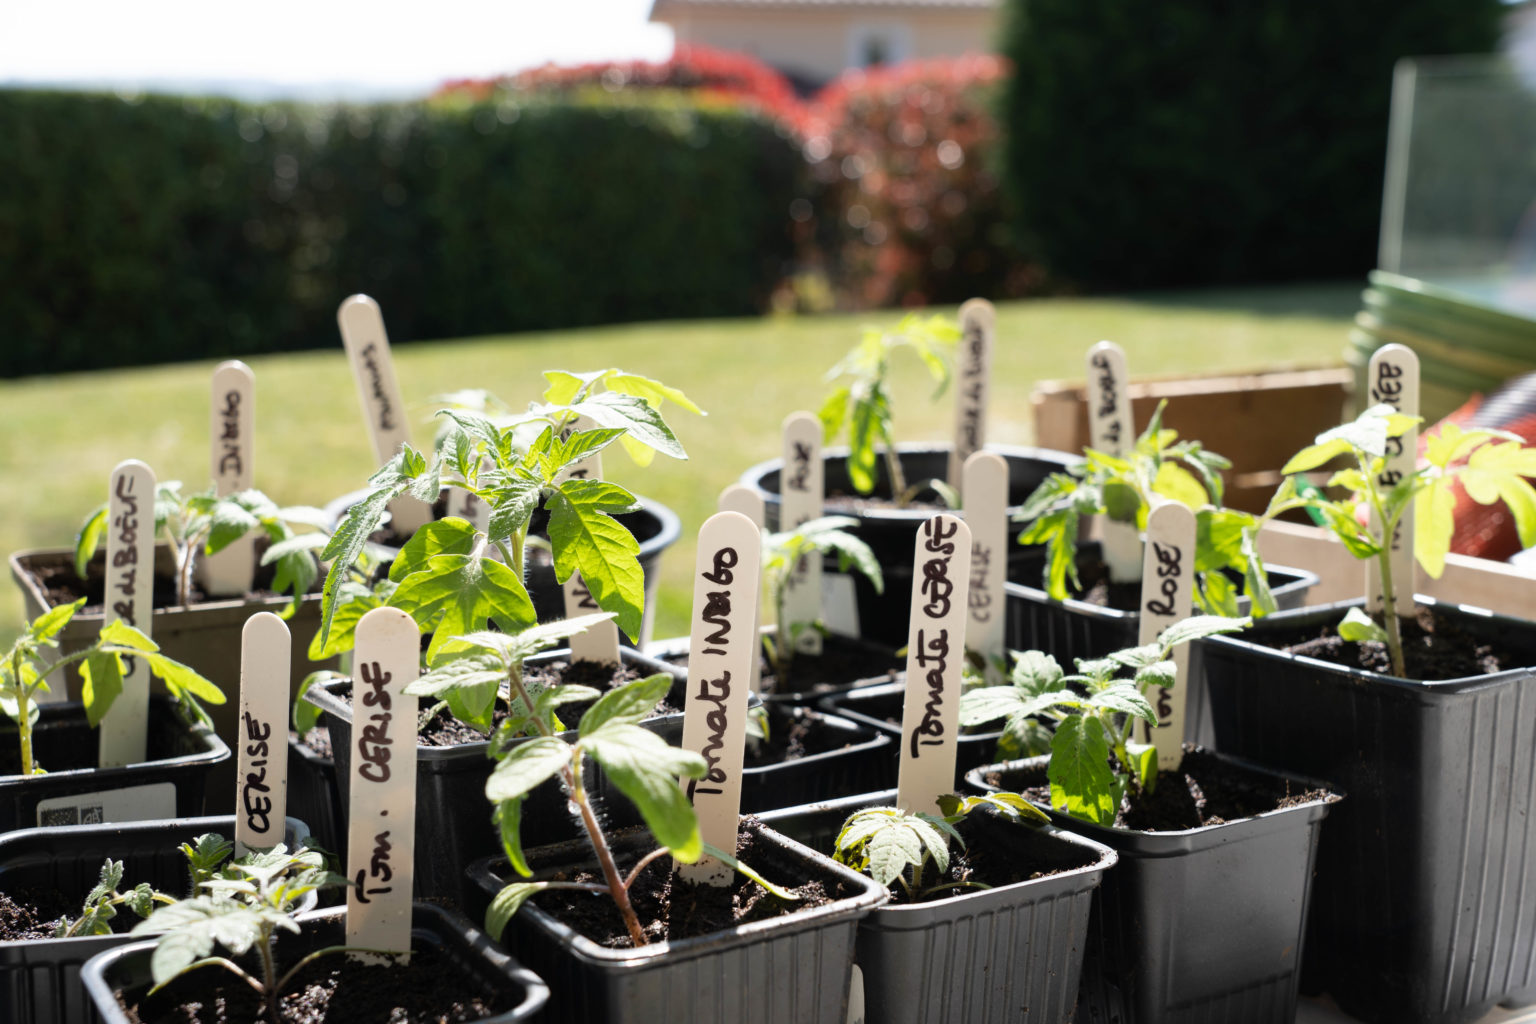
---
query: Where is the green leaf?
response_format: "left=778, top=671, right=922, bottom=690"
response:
left=1156, top=615, right=1250, bottom=651
left=318, top=485, right=399, bottom=647
left=389, top=517, right=478, bottom=583
left=99, top=619, right=157, bottom=652
left=436, top=408, right=504, bottom=454
left=493, top=799, right=531, bottom=878
left=1009, top=650, right=1064, bottom=695
left=1089, top=681, right=1157, bottom=724
left=487, top=477, right=544, bottom=543
left=1338, top=607, right=1389, bottom=644
left=605, top=372, right=706, bottom=417
left=485, top=882, right=548, bottom=941
left=582, top=722, right=705, bottom=860
left=80, top=651, right=124, bottom=728
left=204, top=496, right=261, bottom=554
left=74, top=506, right=108, bottom=578
left=1048, top=714, right=1118, bottom=826
left=28, top=597, right=85, bottom=644
left=485, top=737, right=572, bottom=802
left=1414, top=479, right=1457, bottom=579
left=1133, top=660, right=1176, bottom=694
left=143, top=652, right=226, bottom=706
left=1281, top=438, right=1351, bottom=475
left=546, top=479, right=645, bottom=641
left=404, top=653, right=506, bottom=700
left=957, top=686, right=1027, bottom=727
left=1127, top=742, right=1158, bottom=793
left=961, top=791, right=1051, bottom=825
left=569, top=391, right=688, bottom=460
left=390, top=553, right=537, bottom=661
left=865, top=818, right=923, bottom=887
left=699, top=843, right=799, bottom=901
left=818, top=385, right=851, bottom=444
left=1101, top=480, right=1141, bottom=522
left=292, top=671, right=342, bottom=734
left=579, top=673, right=673, bottom=735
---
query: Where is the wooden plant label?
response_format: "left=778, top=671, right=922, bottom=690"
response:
left=1136, top=502, right=1195, bottom=769
left=345, top=606, right=419, bottom=960
left=780, top=412, right=824, bottom=656
left=948, top=299, right=995, bottom=490
left=678, top=511, right=762, bottom=885
left=962, top=452, right=1007, bottom=682
left=895, top=514, right=972, bottom=816
left=1365, top=344, right=1420, bottom=619
left=338, top=295, right=431, bottom=535
left=100, top=460, right=156, bottom=769
left=236, top=612, right=289, bottom=855
left=1087, top=340, right=1141, bottom=582
left=717, top=484, right=766, bottom=694
left=559, top=419, right=621, bottom=664
left=201, top=360, right=257, bottom=597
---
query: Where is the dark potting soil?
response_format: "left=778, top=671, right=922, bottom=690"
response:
left=0, top=886, right=72, bottom=940
left=1260, top=605, right=1525, bottom=680
left=529, top=820, right=854, bottom=948
left=742, top=708, right=858, bottom=768
left=895, top=814, right=1101, bottom=903
left=114, top=938, right=512, bottom=1024
left=985, top=748, right=1334, bottom=832
left=294, top=726, right=333, bottom=760
left=29, top=539, right=302, bottom=615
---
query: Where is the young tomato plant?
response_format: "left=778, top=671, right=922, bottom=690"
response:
left=54, top=833, right=238, bottom=938
left=131, top=845, right=347, bottom=1024
left=0, top=600, right=225, bottom=776
left=318, top=369, right=700, bottom=660
left=759, top=515, right=883, bottom=683
left=958, top=616, right=1249, bottom=826
left=819, top=313, right=960, bottom=506
left=833, top=794, right=1046, bottom=903
left=76, top=484, right=328, bottom=614
left=1254, top=404, right=1536, bottom=678
left=1013, top=402, right=1265, bottom=616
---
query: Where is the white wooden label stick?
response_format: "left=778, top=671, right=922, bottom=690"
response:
left=962, top=452, right=1007, bottom=683
left=559, top=419, right=622, bottom=664
left=678, top=511, right=763, bottom=885
left=1087, top=340, right=1141, bottom=583
left=1365, top=343, right=1420, bottom=620
left=948, top=299, right=995, bottom=491
left=717, top=484, right=767, bottom=694
left=236, top=612, right=289, bottom=855
left=345, top=606, right=419, bottom=960
left=780, top=412, right=824, bottom=656
left=100, top=460, right=156, bottom=768
left=895, top=514, right=972, bottom=816
left=201, top=360, right=257, bottom=598
left=1136, top=502, right=1196, bottom=769
left=337, top=295, right=431, bottom=536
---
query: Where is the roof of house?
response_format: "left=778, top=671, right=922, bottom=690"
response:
left=651, top=0, right=995, bottom=18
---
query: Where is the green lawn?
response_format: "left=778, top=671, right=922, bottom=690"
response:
left=0, top=282, right=1360, bottom=648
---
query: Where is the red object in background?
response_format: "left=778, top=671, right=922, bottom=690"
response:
left=1421, top=373, right=1536, bottom=561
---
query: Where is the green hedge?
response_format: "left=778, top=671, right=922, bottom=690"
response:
left=0, top=91, right=802, bottom=377
left=999, top=0, right=1504, bottom=289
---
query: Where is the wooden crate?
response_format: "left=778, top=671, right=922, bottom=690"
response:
left=1031, top=366, right=1353, bottom=515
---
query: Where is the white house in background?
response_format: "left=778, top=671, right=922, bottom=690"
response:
left=647, top=0, right=999, bottom=89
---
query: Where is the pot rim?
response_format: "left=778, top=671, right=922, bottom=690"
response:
left=0, top=694, right=229, bottom=785
left=819, top=679, right=1002, bottom=746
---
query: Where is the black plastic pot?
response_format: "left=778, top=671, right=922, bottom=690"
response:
left=760, top=789, right=1116, bottom=1024
left=819, top=679, right=1002, bottom=784
left=968, top=752, right=1339, bottom=1024
left=645, top=631, right=904, bottom=706
left=1197, top=596, right=1536, bottom=1024
left=0, top=814, right=310, bottom=1024
left=82, top=902, right=548, bottom=1023
left=306, top=647, right=687, bottom=905
left=323, top=488, right=681, bottom=648
left=464, top=821, right=886, bottom=1024
left=286, top=729, right=343, bottom=861
left=740, top=443, right=1079, bottom=648
left=0, top=696, right=229, bottom=830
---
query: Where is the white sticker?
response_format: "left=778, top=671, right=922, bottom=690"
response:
left=337, top=295, right=431, bottom=536
left=37, top=783, right=176, bottom=827
left=345, top=606, right=419, bottom=960
left=1086, top=340, right=1141, bottom=584
left=558, top=420, right=622, bottom=664
left=201, top=360, right=257, bottom=597
left=1365, top=344, right=1420, bottom=618
left=963, top=452, right=1007, bottom=682
left=236, top=612, right=290, bottom=855
left=100, top=460, right=156, bottom=769
left=717, top=485, right=767, bottom=694
left=678, top=512, right=763, bottom=885
left=821, top=573, right=861, bottom=638
left=781, top=412, right=825, bottom=656
left=846, top=964, right=866, bottom=1024
left=895, top=515, right=972, bottom=816
left=1137, top=502, right=1195, bottom=769
left=948, top=299, right=995, bottom=490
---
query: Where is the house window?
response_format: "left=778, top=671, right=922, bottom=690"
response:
left=848, top=22, right=912, bottom=69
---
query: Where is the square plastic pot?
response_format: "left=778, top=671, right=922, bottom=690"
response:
left=0, top=813, right=311, bottom=1024
left=81, top=902, right=548, bottom=1023
left=740, top=443, right=1080, bottom=648
left=1196, top=596, right=1536, bottom=1024
left=286, top=730, right=343, bottom=863
left=819, top=679, right=1003, bottom=784
left=760, top=789, right=1117, bottom=1024
left=0, top=695, right=229, bottom=830
left=967, top=752, right=1338, bottom=1024
left=306, top=646, right=688, bottom=905
left=463, top=821, right=886, bottom=1024
left=9, top=547, right=332, bottom=817
left=645, top=631, right=903, bottom=707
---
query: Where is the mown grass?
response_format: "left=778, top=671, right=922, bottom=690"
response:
left=0, top=282, right=1359, bottom=647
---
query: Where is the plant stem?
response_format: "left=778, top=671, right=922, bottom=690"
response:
left=12, top=649, right=31, bottom=777
left=623, top=846, right=672, bottom=890
left=884, top=444, right=908, bottom=507
left=257, top=926, right=280, bottom=1024
left=1361, top=461, right=1408, bottom=678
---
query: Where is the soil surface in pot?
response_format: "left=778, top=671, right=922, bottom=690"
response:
left=882, top=813, right=1101, bottom=904
left=742, top=707, right=860, bottom=767
left=113, top=938, right=513, bottom=1023
left=984, top=748, right=1332, bottom=831
left=529, top=819, right=857, bottom=948
left=28, top=541, right=306, bottom=614
left=1257, top=605, right=1527, bottom=680
left=0, top=887, right=73, bottom=939
left=293, top=726, right=333, bottom=760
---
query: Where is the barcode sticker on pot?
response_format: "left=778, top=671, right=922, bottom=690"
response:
left=678, top=512, right=762, bottom=885
left=201, top=360, right=257, bottom=598
left=345, top=606, right=419, bottom=960
left=781, top=412, right=824, bottom=656
left=949, top=298, right=995, bottom=490
left=237, top=612, right=289, bottom=855
left=1138, top=502, right=1195, bottom=769
left=963, top=451, right=1008, bottom=682
left=896, top=514, right=972, bottom=816
left=37, top=783, right=176, bottom=827
left=100, top=459, right=156, bottom=769
left=718, top=484, right=767, bottom=693
left=1365, top=344, right=1420, bottom=618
